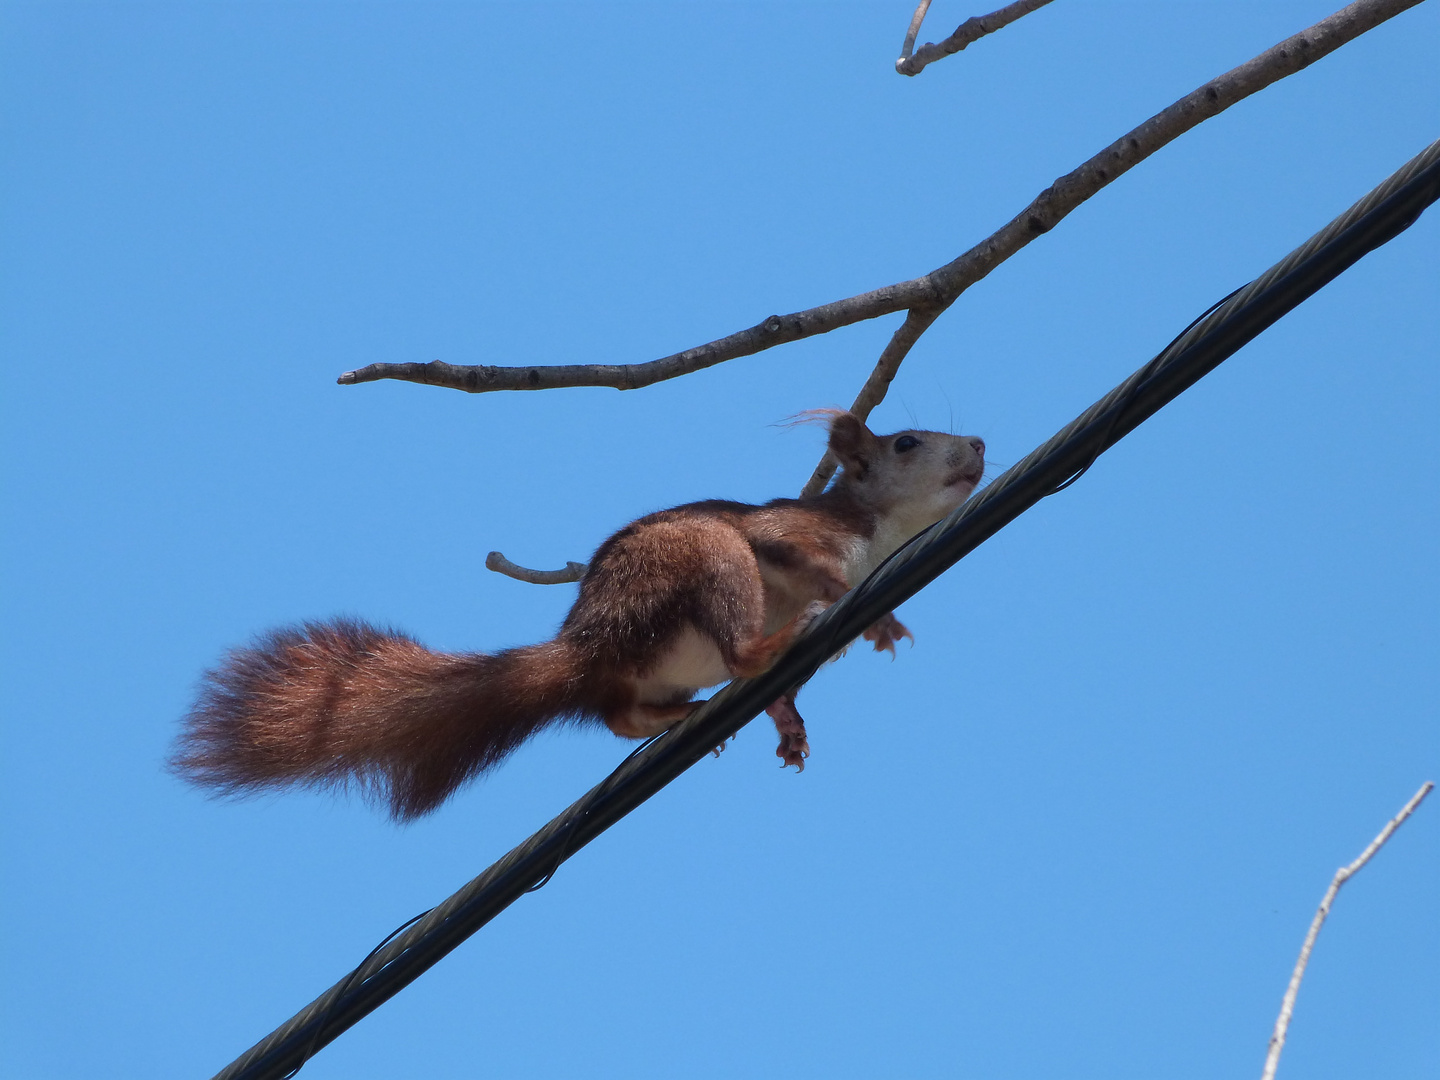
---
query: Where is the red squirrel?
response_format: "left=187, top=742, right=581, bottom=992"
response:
left=172, top=411, right=985, bottom=820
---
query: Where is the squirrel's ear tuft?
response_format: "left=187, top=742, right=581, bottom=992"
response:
left=827, top=412, right=876, bottom=480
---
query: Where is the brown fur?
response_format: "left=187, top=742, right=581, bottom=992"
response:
left=172, top=413, right=986, bottom=819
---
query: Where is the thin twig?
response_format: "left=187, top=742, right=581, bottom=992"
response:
left=1261, top=780, right=1434, bottom=1080
left=899, top=0, right=936, bottom=65
left=800, top=306, right=943, bottom=496
left=336, top=0, right=1422, bottom=398
left=485, top=551, right=587, bottom=584
left=897, top=0, right=1056, bottom=77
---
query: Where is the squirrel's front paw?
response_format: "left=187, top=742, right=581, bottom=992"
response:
left=863, top=612, right=914, bottom=657
left=766, top=694, right=810, bottom=771
left=793, top=599, right=832, bottom=637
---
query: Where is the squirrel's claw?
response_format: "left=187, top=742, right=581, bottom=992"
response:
left=778, top=738, right=809, bottom=771
left=863, top=612, right=914, bottom=657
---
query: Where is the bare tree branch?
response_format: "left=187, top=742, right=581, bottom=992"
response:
left=897, top=0, right=1056, bottom=77
left=337, top=0, right=1423, bottom=400
left=485, top=551, right=587, bottom=585
left=337, top=291, right=933, bottom=393
left=1261, top=780, right=1434, bottom=1080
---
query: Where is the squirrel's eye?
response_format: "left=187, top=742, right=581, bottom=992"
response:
left=894, top=435, right=921, bottom=453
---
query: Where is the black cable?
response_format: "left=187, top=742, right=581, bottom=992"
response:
left=1045, top=283, right=1249, bottom=495
left=280, top=908, right=433, bottom=1078
left=211, top=137, right=1440, bottom=1080
left=277, top=730, right=664, bottom=1077
left=524, top=733, right=663, bottom=893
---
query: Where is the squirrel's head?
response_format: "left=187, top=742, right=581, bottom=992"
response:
left=826, top=411, right=986, bottom=531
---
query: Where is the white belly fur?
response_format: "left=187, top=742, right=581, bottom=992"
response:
left=632, top=625, right=732, bottom=705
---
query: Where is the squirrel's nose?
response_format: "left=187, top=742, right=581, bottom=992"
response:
left=968, top=437, right=986, bottom=458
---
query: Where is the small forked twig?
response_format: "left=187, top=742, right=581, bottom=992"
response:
left=897, top=0, right=1056, bottom=77
left=1261, top=780, right=1434, bottom=1080
left=485, top=551, right=587, bottom=585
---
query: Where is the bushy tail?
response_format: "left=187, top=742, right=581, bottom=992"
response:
left=171, top=618, right=590, bottom=820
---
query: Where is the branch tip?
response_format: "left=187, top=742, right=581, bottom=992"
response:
left=1261, top=779, right=1433, bottom=1080
left=486, top=551, right=588, bottom=585
left=899, top=0, right=1055, bottom=77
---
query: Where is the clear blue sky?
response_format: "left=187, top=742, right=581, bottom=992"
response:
left=2, top=3, right=1436, bottom=1078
